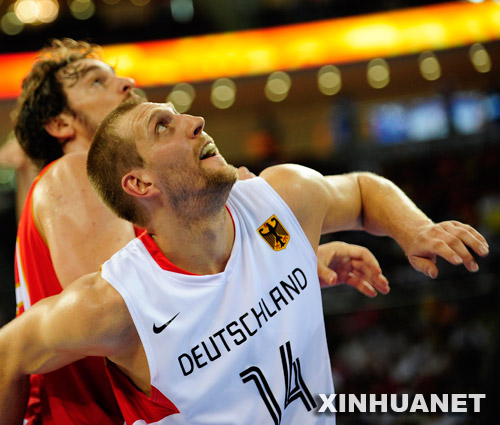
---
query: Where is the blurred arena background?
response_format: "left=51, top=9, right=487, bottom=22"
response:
left=0, top=0, right=499, bottom=424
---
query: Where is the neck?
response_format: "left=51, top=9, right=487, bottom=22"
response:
left=61, top=135, right=92, bottom=155
left=151, top=205, right=234, bottom=275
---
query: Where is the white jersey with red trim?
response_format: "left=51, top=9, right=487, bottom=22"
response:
left=101, top=177, right=335, bottom=425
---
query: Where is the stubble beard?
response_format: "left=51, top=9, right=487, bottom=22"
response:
left=64, top=105, right=100, bottom=143
left=162, top=162, right=238, bottom=224
left=76, top=110, right=100, bottom=142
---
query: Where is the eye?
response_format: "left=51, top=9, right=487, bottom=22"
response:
left=91, top=78, right=104, bottom=87
left=156, top=121, right=169, bottom=134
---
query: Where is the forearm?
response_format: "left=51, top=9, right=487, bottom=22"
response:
left=0, top=373, right=29, bottom=424
left=0, top=322, right=30, bottom=424
left=357, top=172, right=433, bottom=251
left=264, top=165, right=487, bottom=278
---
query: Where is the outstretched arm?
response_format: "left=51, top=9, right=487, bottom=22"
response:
left=261, top=165, right=489, bottom=279
left=0, top=273, right=132, bottom=423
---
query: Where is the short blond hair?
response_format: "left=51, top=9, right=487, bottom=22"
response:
left=87, top=98, right=149, bottom=227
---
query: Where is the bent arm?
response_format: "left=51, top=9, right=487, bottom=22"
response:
left=0, top=273, right=131, bottom=423
left=260, top=165, right=363, bottom=247
left=260, top=165, right=366, bottom=247
left=261, top=164, right=488, bottom=277
left=313, top=170, right=433, bottom=246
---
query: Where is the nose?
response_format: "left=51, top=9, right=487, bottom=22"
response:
left=188, top=115, right=205, bottom=139
left=118, top=76, right=135, bottom=94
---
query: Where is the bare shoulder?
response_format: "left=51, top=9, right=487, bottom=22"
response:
left=35, top=152, right=88, bottom=194
left=260, top=163, right=323, bottom=186
left=259, top=164, right=330, bottom=246
left=33, top=152, right=92, bottom=215
left=259, top=164, right=365, bottom=244
left=259, top=163, right=326, bottom=205
left=30, top=152, right=135, bottom=286
left=56, top=272, right=136, bottom=355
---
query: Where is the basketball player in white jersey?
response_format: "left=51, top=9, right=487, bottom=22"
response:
left=0, top=99, right=489, bottom=424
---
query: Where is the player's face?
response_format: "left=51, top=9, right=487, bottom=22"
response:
left=122, top=101, right=237, bottom=214
left=61, top=58, right=138, bottom=140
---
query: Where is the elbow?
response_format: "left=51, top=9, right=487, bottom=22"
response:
left=354, top=171, right=388, bottom=235
left=353, top=172, right=374, bottom=229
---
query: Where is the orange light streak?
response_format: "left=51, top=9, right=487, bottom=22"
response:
left=0, top=1, right=499, bottom=99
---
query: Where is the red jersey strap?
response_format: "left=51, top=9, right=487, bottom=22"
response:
left=15, top=160, right=62, bottom=316
left=33, top=161, right=56, bottom=184
left=133, top=226, right=146, bottom=237
left=105, top=360, right=179, bottom=424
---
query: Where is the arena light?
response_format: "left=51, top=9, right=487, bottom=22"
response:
left=13, top=0, right=58, bottom=24
left=14, top=0, right=40, bottom=24
left=69, top=0, right=95, bottom=20
left=38, top=0, right=59, bottom=23
left=1, top=11, right=24, bottom=35
left=419, top=51, right=441, bottom=81
left=317, top=65, right=342, bottom=96
left=167, top=83, right=195, bottom=113
left=0, top=1, right=499, bottom=99
left=469, top=43, right=492, bottom=73
left=367, top=58, right=390, bottom=89
left=265, top=71, right=291, bottom=102
left=211, top=78, right=236, bottom=109
left=171, top=0, right=194, bottom=23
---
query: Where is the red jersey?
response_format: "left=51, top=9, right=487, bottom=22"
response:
left=14, top=161, right=124, bottom=425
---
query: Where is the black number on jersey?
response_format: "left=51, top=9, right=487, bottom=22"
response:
left=240, top=341, right=317, bottom=424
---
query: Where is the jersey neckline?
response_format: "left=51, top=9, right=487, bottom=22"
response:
left=138, top=205, right=236, bottom=276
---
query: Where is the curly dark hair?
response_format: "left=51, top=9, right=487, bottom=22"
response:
left=11, top=38, right=104, bottom=169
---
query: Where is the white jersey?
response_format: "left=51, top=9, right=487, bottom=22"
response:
left=101, top=177, right=335, bottom=425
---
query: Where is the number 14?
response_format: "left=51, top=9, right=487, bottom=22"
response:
left=240, top=341, right=317, bottom=424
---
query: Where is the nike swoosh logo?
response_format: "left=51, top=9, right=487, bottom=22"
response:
left=153, top=312, right=180, bottom=334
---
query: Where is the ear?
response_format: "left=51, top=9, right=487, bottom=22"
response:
left=44, top=113, right=75, bottom=140
left=122, top=170, right=161, bottom=199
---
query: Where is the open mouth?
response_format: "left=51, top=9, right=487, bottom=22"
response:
left=199, top=141, right=218, bottom=160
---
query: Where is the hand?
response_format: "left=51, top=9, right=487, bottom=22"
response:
left=317, top=241, right=390, bottom=297
left=405, top=220, right=489, bottom=278
left=237, top=166, right=256, bottom=181
left=0, top=134, right=29, bottom=169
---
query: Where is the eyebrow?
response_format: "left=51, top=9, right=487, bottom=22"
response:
left=165, top=102, right=178, bottom=113
left=79, top=63, right=116, bottom=80
left=146, top=105, right=177, bottom=134
left=146, top=108, right=166, bottom=136
left=60, top=62, right=116, bottom=87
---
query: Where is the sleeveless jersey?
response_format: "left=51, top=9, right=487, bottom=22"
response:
left=15, top=160, right=124, bottom=425
left=101, top=177, right=335, bottom=425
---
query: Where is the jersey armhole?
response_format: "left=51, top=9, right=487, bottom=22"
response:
left=105, top=359, right=180, bottom=423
